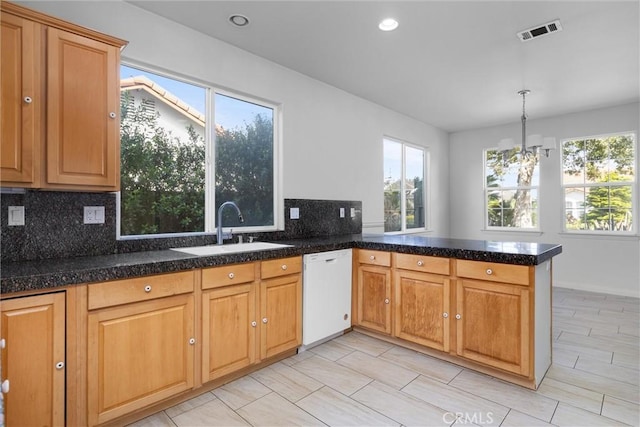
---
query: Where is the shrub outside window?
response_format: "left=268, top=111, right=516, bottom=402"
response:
left=562, top=133, right=636, bottom=233
left=118, top=65, right=279, bottom=237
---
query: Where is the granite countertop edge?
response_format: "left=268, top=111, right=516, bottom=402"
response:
left=1, top=234, right=562, bottom=295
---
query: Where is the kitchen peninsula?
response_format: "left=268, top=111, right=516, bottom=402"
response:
left=0, top=234, right=561, bottom=426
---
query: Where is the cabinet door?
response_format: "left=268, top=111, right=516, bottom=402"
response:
left=46, top=27, right=119, bottom=189
left=0, top=293, right=65, bottom=427
left=88, top=294, right=194, bottom=425
left=0, top=13, right=41, bottom=186
left=456, top=279, right=530, bottom=376
left=394, top=270, right=450, bottom=351
left=202, top=284, right=257, bottom=382
left=357, top=265, right=392, bottom=334
left=260, top=274, right=302, bottom=359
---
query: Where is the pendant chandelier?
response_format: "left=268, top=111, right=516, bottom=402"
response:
left=498, top=89, right=556, bottom=159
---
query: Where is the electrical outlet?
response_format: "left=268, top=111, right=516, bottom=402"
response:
left=350, top=207, right=356, bottom=218
left=8, top=206, right=25, bottom=226
left=84, top=206, right=105, bottom=224
left=290, top=207, right=300, bottom=220
left=339, top=208, right=345, bottom=218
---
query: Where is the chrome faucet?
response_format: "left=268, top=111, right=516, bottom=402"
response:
left=217, top=201, right=244, bottom=245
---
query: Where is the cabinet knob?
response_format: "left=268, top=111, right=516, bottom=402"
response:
left=486, top=268, right=493, bottom=275
left=417, top=260, right=424, bottom=266
left=262, top=317, right=268, bottom=324
left=384, top=298, right=390, bottom=304
left=24, top=96, right=32, bottom=104
left=443, top=312, right=448, bottom=318
left=0, top=338, right=5, bottom=349
left=369, top=255, right=375, bottom=260
left=455, top=314, right=461, bottom=320
left=281, top=264, right=287, bottom=270
left=109, top=112, right=116, bottom=119
left=55, top=362, right=65, bottom=370
left=144, top=285, right=152, bottom=293
left=251, top=321, right=257, bottom=327
left=1, top=379, right=9, bottom=393
left=228, top=272, right=235, bottom=279
left=189, top=338, right=196, bottom=345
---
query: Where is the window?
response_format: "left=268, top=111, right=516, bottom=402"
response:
left=484, top=148, right=539, bottom=229
left=562, top=133, right=636, bottom=233
left=383, top=138, right=426, bottom=233
left=118, top=65, right=279, bottom=237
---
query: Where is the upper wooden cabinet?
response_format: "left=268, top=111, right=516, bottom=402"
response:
left=0, top=2, right=127, bottom=191
left=0, top=12, right=42, bottom=186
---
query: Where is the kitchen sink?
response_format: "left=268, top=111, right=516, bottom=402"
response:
left=170, top=241, right=292, bottom=256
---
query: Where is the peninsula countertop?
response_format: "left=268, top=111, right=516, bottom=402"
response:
left=0, top=234, right=562, bottom=294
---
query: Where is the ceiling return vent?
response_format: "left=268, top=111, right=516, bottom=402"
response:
left=517, top=19, right=563, bottom=42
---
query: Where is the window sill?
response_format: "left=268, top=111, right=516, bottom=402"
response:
left=481, top=228, right=543, bottom=236
left=558, top=232, right=639, bottom=241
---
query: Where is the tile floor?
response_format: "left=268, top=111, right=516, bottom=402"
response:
left=129, top=287, right=639, bottom=427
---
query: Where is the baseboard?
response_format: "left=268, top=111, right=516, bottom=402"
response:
left=554, top=281, right=640, bottom=298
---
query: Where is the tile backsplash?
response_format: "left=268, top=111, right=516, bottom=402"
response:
left=1, top=191, right=361, bottom=262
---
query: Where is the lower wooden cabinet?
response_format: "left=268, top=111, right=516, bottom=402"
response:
left=0, top=292, right=66, bottom=427
left=394, top=269, right=450, bottom=351
left=260, top=273, right=302, bottom=359
left=356, top=260, right=392, bottom=334
left=353, top=250, right=546, bottom=388
left=202, top=282, right=257, bottom=382
left=202, top=257, right=302, bottom=384
left=455, top=278, right=530, bottom=376
left=87, top=275, right=195, bottom=426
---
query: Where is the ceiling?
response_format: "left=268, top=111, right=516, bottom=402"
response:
left=128, top=1, right=639, bottom=133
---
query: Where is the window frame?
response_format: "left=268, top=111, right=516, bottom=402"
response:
left=116, top=61, right=283, bottom=240
left=483, top=148, right=541, bottom=232
left=560, top=131, right=637, bottom=236
left=383, top=136, right=428, bottom=235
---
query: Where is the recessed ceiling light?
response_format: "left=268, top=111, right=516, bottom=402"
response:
left=229, top=14, right=250, bottom=27
left=378, top=18, right=399, bottom=32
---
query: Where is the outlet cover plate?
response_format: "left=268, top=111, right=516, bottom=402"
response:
left=290, top=207, right=300, bottom=220
left=84, top=206, right=105, bottom=224
left=8, top=206, right=25, bottom=226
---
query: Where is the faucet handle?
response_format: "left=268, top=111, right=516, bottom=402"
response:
left=248, top=236, right=255, bottom=243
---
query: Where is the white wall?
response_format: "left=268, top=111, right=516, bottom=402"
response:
left=22, top=0, right=450, bottom=236
left=450, top=103, right=640, bottom=297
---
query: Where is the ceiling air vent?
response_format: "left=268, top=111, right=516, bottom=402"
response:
left=517, top=19, right=563, bottom=42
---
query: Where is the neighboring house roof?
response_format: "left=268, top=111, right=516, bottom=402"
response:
left=120, top=76, right=205, bottom=127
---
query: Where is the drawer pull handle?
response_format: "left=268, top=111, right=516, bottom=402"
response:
left=443, top=312, right=448, bottom=318
left=370, top=255, right=375, bottom=260
left=24, top=96, right=32, bottom=104
left=189, top=338, right=196, bottom=345
left=281, top=264, right=287, bottom=270
left=109, top=111, right=116, bottom=119
left=55, top=362, right=65, bottom=370
left=486, top=268, right=493, bottom=275
left=384, top=298, right=390, bottom=304
left=417, top=260, right=424, bottom=266
left=455, top=314, right=461, bottom=320
left=228, top=272, right=235, bottom=279
left=251, top=321, right=257, bottom=327
left=144, top=285, right=152, bottom=293
left=262, top=317, right=268, bottom=324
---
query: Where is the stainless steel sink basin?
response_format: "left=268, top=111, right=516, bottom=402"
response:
left=170, top=241, right=292, bottom=256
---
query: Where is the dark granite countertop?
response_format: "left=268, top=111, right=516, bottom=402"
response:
left=0, top=234, right=561, bottom=295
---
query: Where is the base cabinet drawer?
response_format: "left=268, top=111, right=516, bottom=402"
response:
left=87, top=294, right=195, bottom=425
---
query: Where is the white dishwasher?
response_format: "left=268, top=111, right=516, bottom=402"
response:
left=302, top=249, right=352, bottom=348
